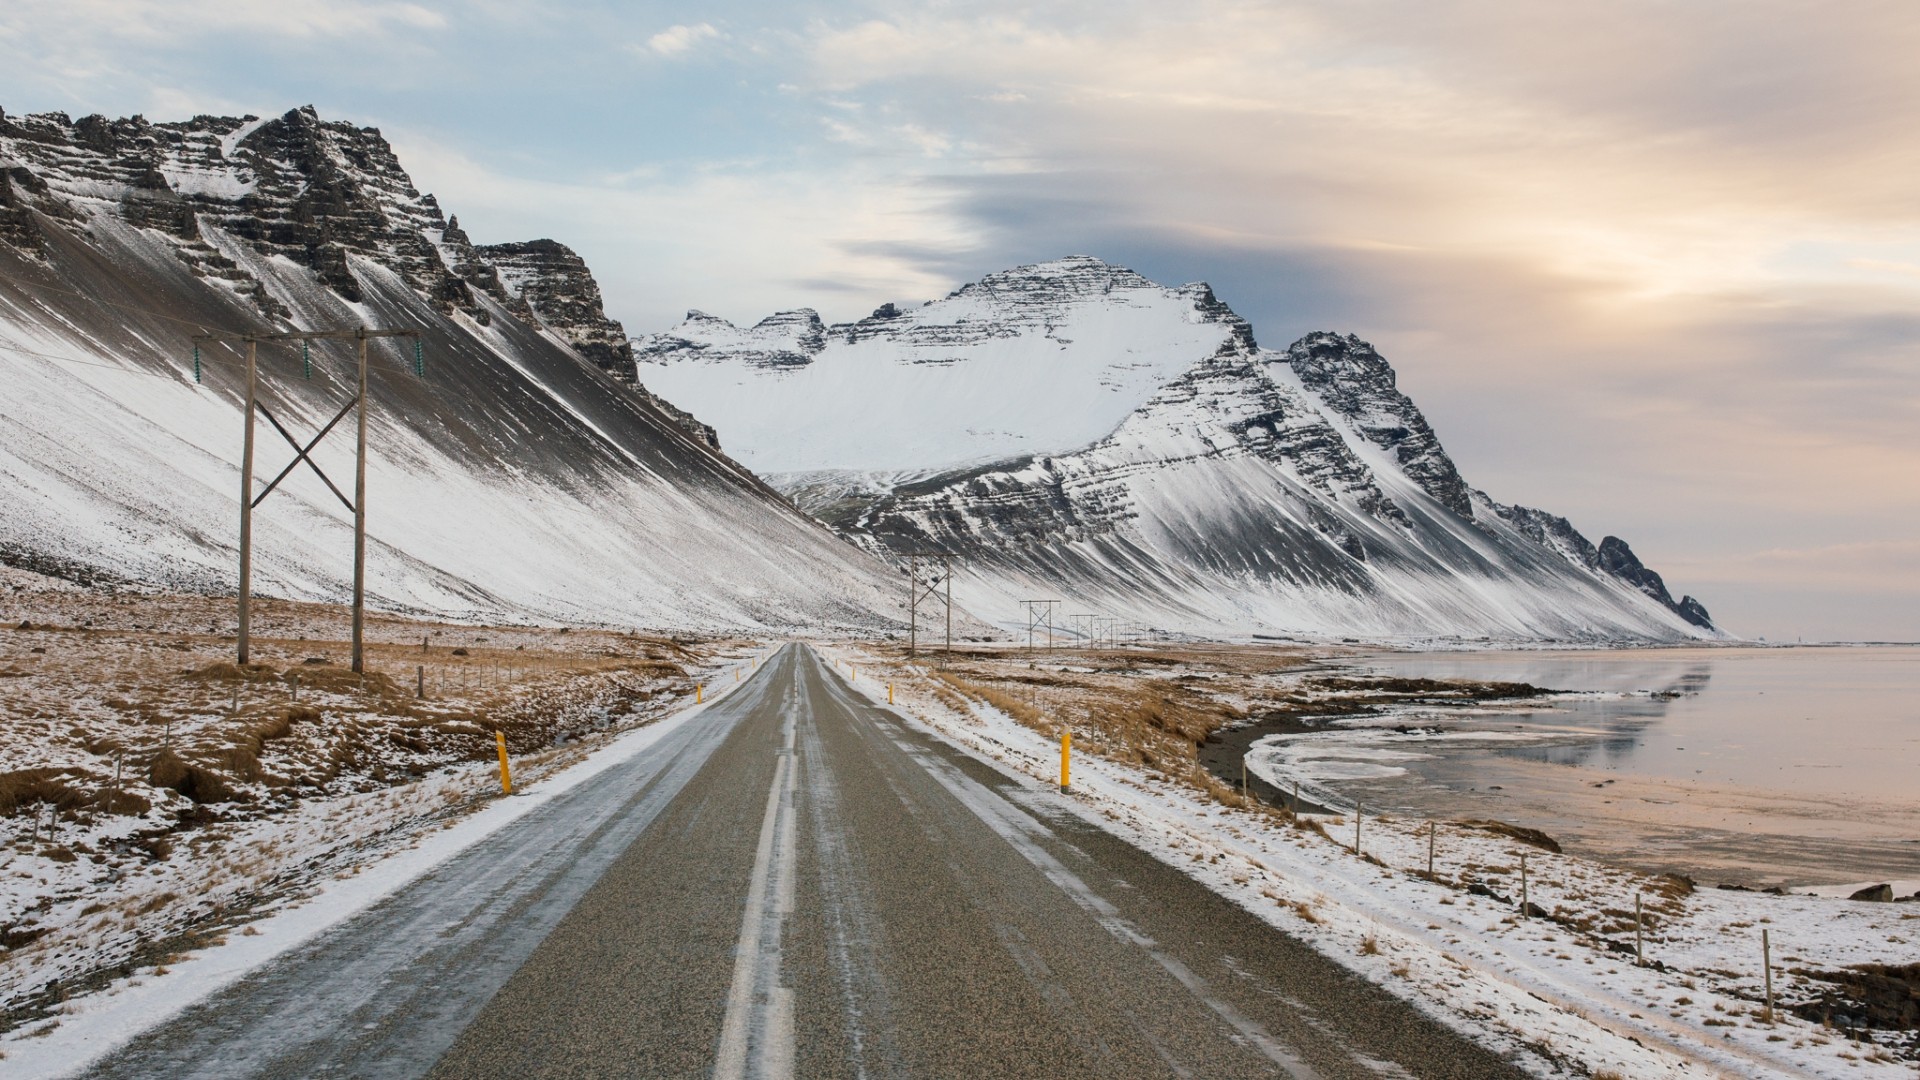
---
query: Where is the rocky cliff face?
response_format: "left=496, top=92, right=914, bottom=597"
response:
left=1281, top=332, right=1474, bottom=518
left=0, top=106, right=485, bottom=316
left=631, top=256, right=1717, bottom=642
left=635, top=308, right=827, bottom=371
left=1595, top=536, right=1714, bottom=629
left=475, top=237, right=632, bottom=374
left=0, top=105, right=719, bottom=451
left=0, top=103, right=893, bottom=631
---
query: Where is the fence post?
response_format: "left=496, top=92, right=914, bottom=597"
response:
left=1519, top=852, right=1529, bottom=916
left=1635, top=894, right=1644, bottom=965
left=1355, top=802, right=1363, bottom=855
left=1762, top=928, right=1773, bottom=1022
left=1428, top=821, right=1436, bottom=876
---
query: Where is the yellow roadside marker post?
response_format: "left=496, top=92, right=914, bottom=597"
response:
left=887, top=682, right=894, bottom=704
left=1060, top=732, right=1071, bottom=793
left=697, top=684, right=704, bottom=704
left=495, top=731, right=513, bottom=795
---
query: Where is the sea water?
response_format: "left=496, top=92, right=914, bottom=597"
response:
left=1248, top=646, right=1920, bottom=887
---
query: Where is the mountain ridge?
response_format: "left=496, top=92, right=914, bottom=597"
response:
left=0, top=103, right=901, bottom=632
left=635, top=257, right=1716, bottom=642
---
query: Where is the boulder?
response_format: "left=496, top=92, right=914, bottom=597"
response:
left=1848, top=883, right=1894, bottom=903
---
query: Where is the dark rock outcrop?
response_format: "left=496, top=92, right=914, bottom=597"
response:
left=1283, top=332, right=1474, bottom=518
left=476, top=238, right=633, bottom=377
left=1596, top=536, right=1713, bottom=629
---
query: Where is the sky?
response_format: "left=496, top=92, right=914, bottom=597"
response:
left=2, top=0, right=1917, bottom=641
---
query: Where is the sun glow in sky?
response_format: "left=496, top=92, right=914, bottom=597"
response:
left=3, top=0, right=1917, bottom=639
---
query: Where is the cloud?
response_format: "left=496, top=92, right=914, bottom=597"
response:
left=771, top=2, right=1920, bottom=639
left=387, top=131, right=977, bottom=329
left=643, top=22, right=720, bottom=57
left=1, top=0, right=446, bottom=44
left=3, top=0, right=1915, bottom=639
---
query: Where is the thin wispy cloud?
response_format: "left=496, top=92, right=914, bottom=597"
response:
left=643, top=22, right=720, bottom=57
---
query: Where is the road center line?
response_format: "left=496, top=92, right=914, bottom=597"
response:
left=713, top=676, right=800, bottom=1080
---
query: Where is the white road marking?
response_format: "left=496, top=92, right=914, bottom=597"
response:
left=879, top=726, right=1329, bottom=1080
left=714, top=672, right=800, bottom=1080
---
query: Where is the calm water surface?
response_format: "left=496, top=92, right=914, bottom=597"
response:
left=1244, top=645, right=1920, bottom=884
left=1349, top=646, right=1920, bottom=801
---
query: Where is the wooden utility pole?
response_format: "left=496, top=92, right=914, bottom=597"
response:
left=1022, top=599, right=1059, bottom=653
left=904, top=550, right=955, bottom=661
left=238, top=338, right=257, bottom=664
left=196, top=325, right=421, bottom=675
left=352, top=331, right=370, bottom=673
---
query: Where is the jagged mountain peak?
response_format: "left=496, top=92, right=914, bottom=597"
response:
left=956, top=254, right=1156, bottom=295
left=2, top=101, right=727, bottom=445
left=1596, top=535, right=1714, bottom=629
left=1279, top=331, right=1474, bottom=518
left=635, top=307, right=827, bottom=372
left=0, top=104, right=650, bottom=387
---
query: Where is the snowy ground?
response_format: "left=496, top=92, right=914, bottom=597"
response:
left=0, top=566, right=757, bottom=1038
left=823, top=643, right=1919, bottom=1078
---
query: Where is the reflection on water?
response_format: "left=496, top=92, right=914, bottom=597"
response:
left=1349, top=646, right=1919, bottom=800
left=1245, top=646, right=1920, bottom=886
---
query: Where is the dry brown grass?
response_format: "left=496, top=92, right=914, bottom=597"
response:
left=899, top=644, right=1259, bottom=807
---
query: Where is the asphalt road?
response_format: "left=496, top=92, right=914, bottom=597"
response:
left=87, top=644, right=1530, bottom=1079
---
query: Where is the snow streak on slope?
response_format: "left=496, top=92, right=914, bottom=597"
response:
left=858, top=332, right=1714, bottom=641
left=0, top=106, right=902, bottom=633
left=632, top=256, right=1249, bottom=474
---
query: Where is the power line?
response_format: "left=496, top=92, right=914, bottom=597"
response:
left=0, top=330, right=419, bottom=381
left=0, top=338, right=178, bottom=376
left=0, top=263, right=251, bottom=336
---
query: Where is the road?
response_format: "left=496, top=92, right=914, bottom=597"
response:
left=87, top=644, right=1529, bottom=1079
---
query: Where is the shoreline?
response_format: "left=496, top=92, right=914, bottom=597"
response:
left=1211, top=678, right=1920, bottom=891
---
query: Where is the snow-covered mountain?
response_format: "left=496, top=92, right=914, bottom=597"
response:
left=633, top=257, right=1247, bottom=476
left=633, top=259, right=1717, bottom=643
left=0, top=105, right=899, bottom=632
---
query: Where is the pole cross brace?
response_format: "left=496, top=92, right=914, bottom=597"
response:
left=252, top=399, right=360, bottom=512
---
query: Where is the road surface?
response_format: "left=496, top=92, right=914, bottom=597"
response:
left=87, top=644, right=1528, bottom=1078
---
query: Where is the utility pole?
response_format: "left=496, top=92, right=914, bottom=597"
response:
left=1022, top=599, right=1059, bottom=653
left=196, top=325, right=422, bottom=674
left=904, top=550, right=955, bottom=662
left=238, top=338, right=257, bottom=663
left=352, top=331, right=370, bottom=674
